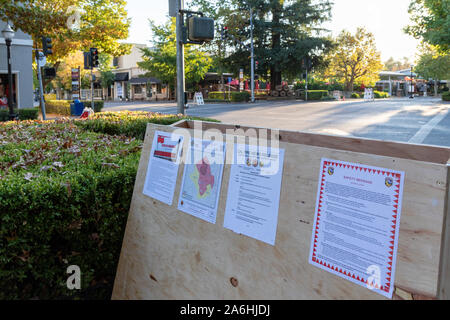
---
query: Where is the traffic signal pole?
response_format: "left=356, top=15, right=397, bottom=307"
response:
left=176, top=0, right=186, bottom=115
left=250, top=8, right=255, bottom=103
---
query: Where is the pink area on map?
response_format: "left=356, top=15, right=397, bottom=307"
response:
left=197, top=158, right=215, bottom=196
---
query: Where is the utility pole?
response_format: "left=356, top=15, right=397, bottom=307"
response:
left=36, top=51, right=47, bottom=120
left=250, top=8, right=255, bottom=103
left=176, top=0, right=186, bottom=115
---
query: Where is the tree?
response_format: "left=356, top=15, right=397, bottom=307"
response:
left=138, top=18, right=213, bottom=100
left=216, top=0, right=333, bottom=86
left=0, top=0, right=131, bottom=87
left=384, top=57, right=412, bottom=71
left=414, top=45, right=450, bottom=96
left=52, top=51, right=91, bottom=91
left=324, top=28, right=383, bottom=91
left=98, top=53, right=115, bottom=91
left=405, top=0, right=450, bottom=53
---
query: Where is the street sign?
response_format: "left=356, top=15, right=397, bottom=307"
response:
left=37, top=52, right=46, bottom=68
left=169, top=0, right=178, bottom=17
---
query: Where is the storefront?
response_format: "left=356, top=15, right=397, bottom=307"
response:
left=0, top=73, right=17, bottom=108
left=0, top=20, right=33, bottom=109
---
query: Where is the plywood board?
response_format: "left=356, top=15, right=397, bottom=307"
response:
left=112, top=121, right=450, bottom=300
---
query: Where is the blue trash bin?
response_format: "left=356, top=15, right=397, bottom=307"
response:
left=72, top=100, right=85, bottom=116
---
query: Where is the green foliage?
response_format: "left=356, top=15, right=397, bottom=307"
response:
left=0, top=108, right=40, bottom=122
left=45, top=100, right=104, bottom=115
left=405, top=0, right=450, bottom=53
left=294, top=79, right=344, bottom=91
left=138, top=18, right=213, bottom=93
left=374, top=91, right=389, bottom=99
left=414, top=45, right=450, bottom=93
left=0, top=121, right=142, bottom=299
left=351, top=93, right=360, bottom=98
left=299, top=90, right=329, bottom=101
left=324, top=27, right=383, bottom=91
left=74, top=111, right=220, bottom=140
left=442, top=91, right=450, bottom=101
left=320, top=95, right=336, bottom=101
left=208, top=91, right=250, bottom=102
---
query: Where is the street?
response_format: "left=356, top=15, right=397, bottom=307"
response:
left=104, top=97, right=450, bottom=148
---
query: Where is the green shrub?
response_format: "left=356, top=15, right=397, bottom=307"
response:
left=0, top=121, right=142, bottom=299
left=0, top=108, right=39, bottom=121
left=299, top=90, right=329, bottom=101
left=74, top=111, right=220, bottom=140
left=351, top=93, right=360, bottom=99
left=374, top=91, right=389, bottom=99
left=208, top=91, right=250, bottom=102
left=80, top=101, right=104, bottom=113
left=320, top=95, right=335, bottom=101
left=45, top=100, right=104, bottom=115
left=45, top=100, right=71, bottom=116
left=442, top=91, right=450, bottom=101
left=44, top=93, right=57, bottom=101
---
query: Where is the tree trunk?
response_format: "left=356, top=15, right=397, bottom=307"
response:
left=270, top=5, right=282, bottom=87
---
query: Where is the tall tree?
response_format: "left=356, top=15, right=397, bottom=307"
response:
left=138, top=18, right=213, bottom=100
left=405, top=0, right=450, bottom=53
left=384, top=57, right=412, bottom=71
left=414, top=45, right=450, bottom=95
left=324, top=28, right=383, bottom=91
left=216, top=0, right=333, bottom=86
left=0, top=0, right=131, bottom=86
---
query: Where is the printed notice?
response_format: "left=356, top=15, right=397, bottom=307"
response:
left=223, top=144, right=285, bottom=245
left=309, top=158, right=405, bottom=298
left=143, top=131, right=184, bottom=205
left=178, top=139, right=226, bottom=224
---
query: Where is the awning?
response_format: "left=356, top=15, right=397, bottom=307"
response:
left=114, top=72, right=129, bottom=82
left=129, top=77, right=161, bottom=85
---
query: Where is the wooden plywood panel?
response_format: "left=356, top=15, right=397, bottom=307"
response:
left=112, top=122, right=450, bottom=300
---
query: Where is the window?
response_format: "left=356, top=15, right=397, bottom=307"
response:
left=156, top=83, right=162, bottom=94
left=113, top=57, right=119, bottom=67
left=134, top=85, right=142, bottom=94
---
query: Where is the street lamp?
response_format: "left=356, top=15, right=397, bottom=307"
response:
left=409, top=64, right=414, bottom=99
left=1, top=23, right=16, bottom=120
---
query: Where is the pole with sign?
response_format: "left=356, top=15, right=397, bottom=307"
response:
left=36, top=51, right=47, bottom=120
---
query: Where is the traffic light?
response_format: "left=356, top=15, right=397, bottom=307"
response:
left=42, top=37, right=53, bottom=56
left=90, top=48, right=99, bottom=68
left=221, top=26, right=229, bottom=40
left=255, top=61, right=259, bottom=71
left=83, top=51, right=92, bottom=70
left=188, top=16, right=214, bottom=42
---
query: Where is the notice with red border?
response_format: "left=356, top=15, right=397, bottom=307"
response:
left=143, top=131, right=184, bottom=206
left=309, top=158, right=405, bottom=298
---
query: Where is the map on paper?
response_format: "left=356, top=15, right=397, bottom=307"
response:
left=178, top=139, right=225, bottom=224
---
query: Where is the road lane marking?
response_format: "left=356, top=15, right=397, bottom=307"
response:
left=408, top=107, right=450, bottom=144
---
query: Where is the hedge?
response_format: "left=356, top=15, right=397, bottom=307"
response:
left=0, top=108, right=40, bottom=122
left=0, top=112, right=220, bottom=300
left=0, top=120, right=142, bottom=300
left=351, top=93, right=360, bottom=99
left=74, top=111, right=220, bottom=140
left=299, top=90, right=329, bottom=101
left=45, top=100, right=104, bottom=116
left=374, top=91, right=389, bottom=99
left=208, top=91, right=250, bottom=102
left=442, top=91, right=450, bottom=101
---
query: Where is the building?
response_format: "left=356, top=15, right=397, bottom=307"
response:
left=101, top=44, right=169, bottom=101
left=0, top=20, right=34, bottom=109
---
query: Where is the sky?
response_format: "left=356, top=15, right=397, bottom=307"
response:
left=125, top=0, right=421, bottom=63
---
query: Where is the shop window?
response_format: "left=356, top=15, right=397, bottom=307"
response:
left=157, top=83, right=162, bottom=94
left=134, top=85, right=142, bottom=94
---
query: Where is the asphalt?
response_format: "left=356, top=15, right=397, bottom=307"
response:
left=104, top=97, right=450, bottom=148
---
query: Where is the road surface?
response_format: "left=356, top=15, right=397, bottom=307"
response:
left=104, top=97, right=450, bottom=148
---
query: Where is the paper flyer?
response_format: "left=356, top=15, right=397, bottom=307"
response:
left=309, top=158, right=405, bottom=298
left=223, top=144, right=285, bottom=246
left=143, top=131, right=184, bottom=205
left=177, top=138, right=226, bottom=224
